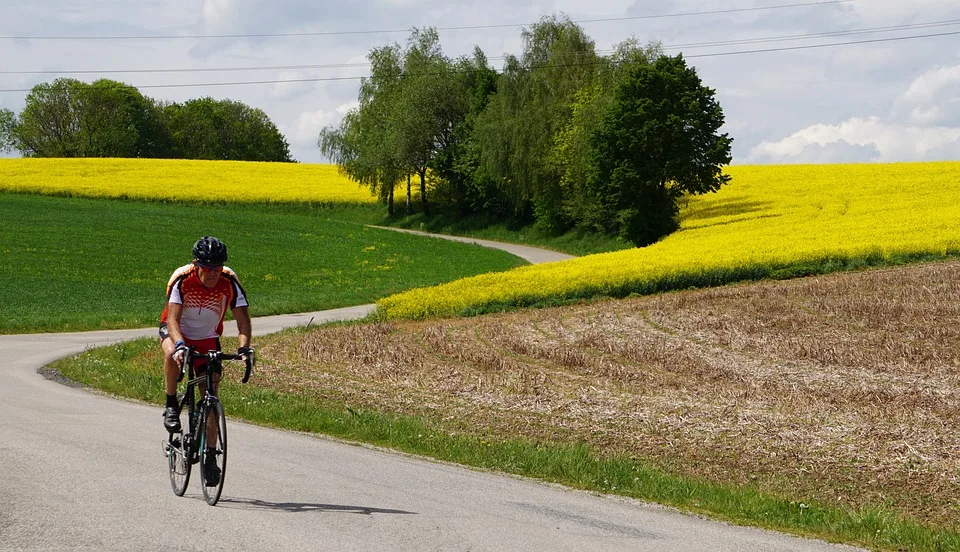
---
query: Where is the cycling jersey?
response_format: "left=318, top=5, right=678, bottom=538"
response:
left=160, top=264, right=249, bottom=340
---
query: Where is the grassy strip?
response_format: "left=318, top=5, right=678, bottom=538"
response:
left=51, top=337, right=960, bottom=551
left=0, top=193, right=525, bottom=334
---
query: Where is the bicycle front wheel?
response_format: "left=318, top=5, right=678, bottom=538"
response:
left=199, top=400, right=227, bottom=505
left=166, top=407, right=192, bottom=496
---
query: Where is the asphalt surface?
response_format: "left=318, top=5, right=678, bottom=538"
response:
left=365, top=226, right=576, bottom=264
left=0, top=235, right=863, bottom=551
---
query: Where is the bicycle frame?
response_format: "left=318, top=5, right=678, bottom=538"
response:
left=176, top=348, right=252, bottom=458
left=182, top=351, right=221, bottom=459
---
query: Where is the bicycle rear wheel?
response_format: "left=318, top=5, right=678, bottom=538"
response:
left=166, top=406, right=192, bottom=496
left=199, top=400, right=227, bottom=505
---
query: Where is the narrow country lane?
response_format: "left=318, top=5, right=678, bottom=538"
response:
left=0, top=234, right=862, bottom=551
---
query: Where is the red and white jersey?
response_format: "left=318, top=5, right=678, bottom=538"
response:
left=161, top=264, right=249, bottom=340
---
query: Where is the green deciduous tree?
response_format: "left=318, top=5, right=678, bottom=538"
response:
left=588, top=54, right=733, bottom=246
left=4, top=78, right=289, bottom=161
left=7, top=78, right=169, bottom=158
left=473, top=14, right=599, bottom=231
left=429, top=47, right=499, bottom=217
left=320, top=43, right=405, bottom=214
left=11, top=78, right=86, bottom=157
left=549, top=38, right=663, bottom=232
left=320, top=28, right=471, bottom=217
left=0, top=108, right=15, bottom=153
left=164, top=97, right=292, bottom=162
left=395, top=27, right=467, bottom=217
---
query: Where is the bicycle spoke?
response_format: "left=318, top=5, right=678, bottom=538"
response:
left=200, top=401, right=227, bottom=505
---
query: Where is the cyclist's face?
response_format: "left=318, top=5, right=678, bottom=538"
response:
left=198, top=265, right=223, bottom=287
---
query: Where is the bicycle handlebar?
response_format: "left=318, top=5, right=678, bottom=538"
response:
left=177, top=347, right=256, bottom=384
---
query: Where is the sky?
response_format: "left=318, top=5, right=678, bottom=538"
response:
left=2, top=0, right=959, bottom=165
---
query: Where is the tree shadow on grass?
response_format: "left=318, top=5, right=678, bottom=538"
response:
left=218, top=496, right=418, bottom=516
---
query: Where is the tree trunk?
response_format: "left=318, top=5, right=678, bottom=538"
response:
left=419, top=170, right=430, bottom=216
left=388, top=184, right=394, bottom=216
left=406, top=174, right=412, bottom=216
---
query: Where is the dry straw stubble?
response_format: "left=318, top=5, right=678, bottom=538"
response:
left=263, top=260, right=960, bottom=527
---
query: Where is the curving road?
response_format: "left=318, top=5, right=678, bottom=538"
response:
left=0, top=232, right=861, bottom=551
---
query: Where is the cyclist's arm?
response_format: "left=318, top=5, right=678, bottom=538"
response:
left=232, top=305, right=252, bottom=349
left=166, top=302, right=186, bottom=345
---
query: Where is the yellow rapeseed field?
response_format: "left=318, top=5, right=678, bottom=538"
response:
left=0, top=158, right=379, bottom=204
left=377, top=162, right=960, bottom=319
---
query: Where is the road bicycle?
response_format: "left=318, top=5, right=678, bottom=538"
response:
left=163, top=346, right=254, bottom=505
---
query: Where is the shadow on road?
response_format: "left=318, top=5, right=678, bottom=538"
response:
left=218, top=496, right=417, bottom=515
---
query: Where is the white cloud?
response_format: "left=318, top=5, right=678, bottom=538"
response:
left=749, top=117, right=960, bottom=163
left=894, top=64, right=960, bottom=126
left=200, top=0, right=238, bottom=32
left=747, top=60, right=960, bottom=164
left=282, top=101, right=359, bottom=149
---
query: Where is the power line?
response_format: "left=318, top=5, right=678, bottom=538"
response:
left=5, top=18, right=955, bottom=77
left=663, top=18, right=960, bottom=49
left=0, top=62, right=372, bottom=75
left=1, top=0, right=855, bottom=40
left=1, top=27, right=954, bottom=93
left=683, top=29, right=960, bottom=58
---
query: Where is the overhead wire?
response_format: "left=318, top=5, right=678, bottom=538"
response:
left=3, top=1, right=956, bottom=93
left=2, top=26, right=957, bottom=93
left=4, top=18, right=958, bottom=77
left=0, top=0, right=856, bottom=40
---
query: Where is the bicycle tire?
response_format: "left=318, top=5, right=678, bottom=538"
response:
left=199, top=400, right=227, bottom=505
left=166, top=402, right=192, bottom=496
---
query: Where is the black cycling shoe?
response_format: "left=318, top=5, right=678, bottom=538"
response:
left=203, top=451, right=221, bottom=486
left=163, top=406, right=181, bottom=433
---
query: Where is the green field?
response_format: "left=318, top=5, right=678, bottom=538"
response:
left=0, top=193, right=526, bottom=333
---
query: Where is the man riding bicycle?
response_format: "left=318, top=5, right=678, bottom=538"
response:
left=160, top=236, right=253, bottom=485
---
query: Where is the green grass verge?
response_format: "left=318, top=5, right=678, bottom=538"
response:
left=0, top=193, right=525, bottom=334
left=50, top=337, right=960, bottom=552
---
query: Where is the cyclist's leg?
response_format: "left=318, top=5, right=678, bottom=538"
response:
left=159, top=323, right=182, bottom=432
left=160, top=324, right=179, bottom=396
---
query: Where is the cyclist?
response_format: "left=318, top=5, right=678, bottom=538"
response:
left=160, top=236, right=253, bottom=486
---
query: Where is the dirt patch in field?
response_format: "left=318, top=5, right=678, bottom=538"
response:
left=258, top=260, right=960, bottom=527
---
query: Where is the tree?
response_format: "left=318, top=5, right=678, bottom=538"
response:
left=588, top=54, right=733, bottom=246
left=429, top=47, right=499, bottom=217
left=391, top=27, right=468, bottom=217
left=7, top=78, right=168, bottom=158
left=320, top=43, right=406, bottom=214
left=11, top=78, right=86, bottom=157
left=473, top=14, right=599, bottom=231
left=319, top=28, right=471, bottom=217
left=164, top=98, right=292, bottom=162
left=549, top=38, right=663, bottom=232
left=0, top=108, right=15, bottom=153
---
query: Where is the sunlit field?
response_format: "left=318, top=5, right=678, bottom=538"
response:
left=377, top=162, right=960, bottom=318
left=0, top=158, right=378, bottom=204
left=0, top=193, right=525, bottom=334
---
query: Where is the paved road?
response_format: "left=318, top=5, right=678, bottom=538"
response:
left=366, top=226, right=576, bottom=264
left=0, top=236, right=861, bottom=551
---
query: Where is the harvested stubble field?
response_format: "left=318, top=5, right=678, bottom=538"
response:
left=259, top=260, right=960, bottom=528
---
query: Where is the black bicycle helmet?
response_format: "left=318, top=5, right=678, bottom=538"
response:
left=192, top=236, right=228, bottom=267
